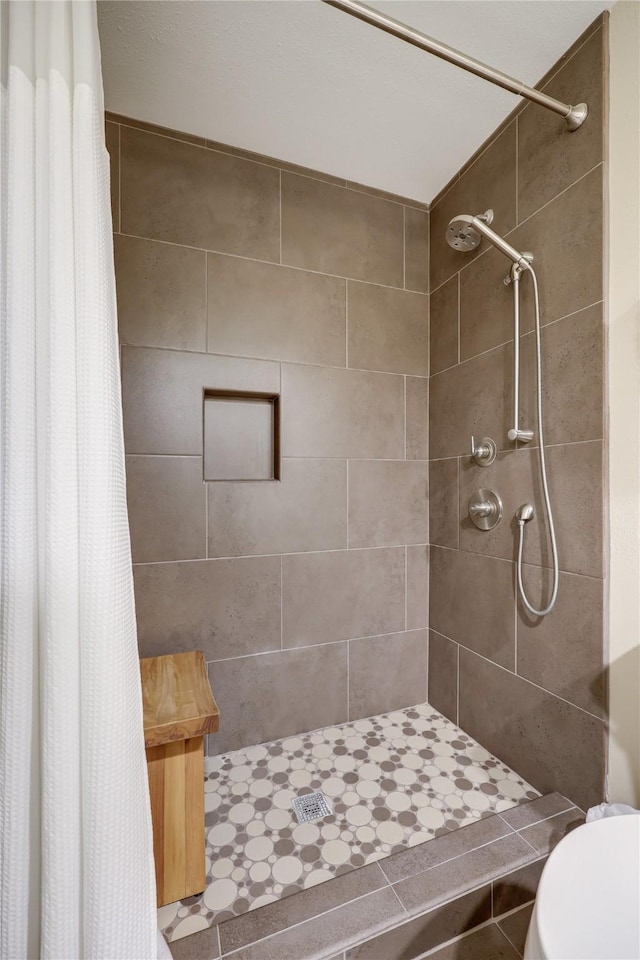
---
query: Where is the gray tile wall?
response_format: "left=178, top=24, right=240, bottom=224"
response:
left=107, top=116, right=429, bottom=755
left=427, top=21, right=608, bottom=811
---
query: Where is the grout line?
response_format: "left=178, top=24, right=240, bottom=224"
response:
left=499, top=922, right=525, bottom=959
left=456, top=271, right=461, bottom=365
left=425, top=628, right=429, bottom=703
left=414, top=917, right=500, bottom=960
left=132, top=542, right=429, bottom=566
left=403, top=375, right=407, bottom=458
left=403, top=206, right=406, bottom=290
left=429, top=625, right=605, bottom=721
left=404, top=545, right=408, bottom=631
left=204, top=628, right=431, bottom=666
left=113, top=116, right=432, bottom=212
left=216, top=924, right=222, bottom=960
left=390, top=883, right=408, bottom=914
left=117, top=123, right=122, bottom=233
left=120, top=339, right=428, bottom=381
left=515, top=116, right=519, bottom=226
left=508, top=806, right=578, bottom=835
left=204, top=253, right=209, bottom=351
left=204, top=481, right=209, bottom=559
left=496, top=813, right=519, bottom=835
left=115, top=229, right=423, bottom=295
left=456, top=642, right=460, bottom=726
left=128, top=454, right=431, bottom=463
left=518, top=833, right=541, bottom=856
left=346, top=637, right=350, bottom=722
left=383, top=833, right=533, bottom=889
left=345, top=281, right=349, bottom=368
left=279, top=169, right=282, bottom=265
left=455, top=458, right=460, bottom=550
left=429, top=298, right=605, bottom=380
left=220, top=887, right=395, bottom=958
left=346, top=459, right=350, bottom=548
left=429, top=533, right=604, bottom=580
left=508, top=160, right=603, bottom=233
left=280, top=554, right=284, bottom=651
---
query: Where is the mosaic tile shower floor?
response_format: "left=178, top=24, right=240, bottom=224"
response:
left=160, top=702, right=539, bottom=943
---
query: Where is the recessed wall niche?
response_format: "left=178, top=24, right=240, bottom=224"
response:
left=203, top=390, right=280, bottom=482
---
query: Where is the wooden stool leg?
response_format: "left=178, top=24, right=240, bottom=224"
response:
left=147, top=736, right=205, bottom=906
left=185, top=736, right=205, bottom=897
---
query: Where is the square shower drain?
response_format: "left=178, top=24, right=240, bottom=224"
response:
left=292, top=791, right=332, bottom=824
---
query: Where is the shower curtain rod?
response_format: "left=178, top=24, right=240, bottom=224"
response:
left=322, top=0, right=588, bottom=131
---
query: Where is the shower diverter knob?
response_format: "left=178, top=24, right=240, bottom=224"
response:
left=468, top=488, right=503, bottom=531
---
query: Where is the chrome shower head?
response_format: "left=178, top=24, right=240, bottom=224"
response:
left=446, top=216, right=483, bottom=252
left=446, top=211, right=531, bottom=269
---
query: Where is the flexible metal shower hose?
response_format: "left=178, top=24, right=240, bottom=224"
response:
left=516, top=265, right=559, bottom=617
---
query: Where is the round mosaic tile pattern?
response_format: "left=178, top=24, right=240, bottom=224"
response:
left=163, top=703, right=538, bottom=942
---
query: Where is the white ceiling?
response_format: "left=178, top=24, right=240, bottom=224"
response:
left=98, top=0, right=613, bottom=203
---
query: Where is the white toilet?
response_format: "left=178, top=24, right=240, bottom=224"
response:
left=524, top=814, right=640, bottom=959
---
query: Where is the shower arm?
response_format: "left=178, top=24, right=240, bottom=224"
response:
left=322, top=0, right=588, bottom=131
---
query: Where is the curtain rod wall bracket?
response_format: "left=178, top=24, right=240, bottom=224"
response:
left=322, top=0, right=588, bottom=132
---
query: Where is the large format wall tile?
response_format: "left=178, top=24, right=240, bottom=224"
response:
left=428, top=630, right=458, bottom=723
left=115, top=234, right=207, bottom=350
left=120, top=125, right=280, bottom=259
left=429, top=343, right=513, bottom=459
left=429, top=458, right=459, bottom=549
left=430, top=547, right=515, bottom=669
left=404, top=206, right=430, bottom=293
left=518, top=28, right=604, bottom=222
left=534, top=441, right=603, bottom=578
left=520, top=302, right=604, bottom=446
left=281, top=173, right=404, bottom=286
left=517, top=567, right=605, bottom=717
left=207, top=254, right=346, bottom=366
left=406, top=377, right=429, bottom=460
left=406, top=544, right=429, bottom=629
left=459, top=244, right=515, bottom=361
left=458, top=648, right=605, bottom=810
left=281, top=363, right=404, bottom=459
left=121, top=347, right=279, bottom=455
left=347, top=282, right=428, bottom=376
left=348, top=461, right=429, bottom=548
left=430, top=275, right=458, bottom=374
left=430, top=123, right=517, bottom=291
left=133, top=556, right=281, bottom=661
left=208, top=458, right=347, bottom=557
left=282, top=547, right=405, bottom=647
left=125, top=455, right=205, bottom=563
left=208, top=643, right=348, bottom=752
left=349, top=630, right=428, bottom=720
left=509, top=165, right=603, bottom=326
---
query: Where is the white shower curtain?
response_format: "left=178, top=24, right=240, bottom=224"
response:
left=0, top=2, right=158, bottom=957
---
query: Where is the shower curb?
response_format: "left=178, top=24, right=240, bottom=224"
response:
left=168, top=795, right=584, bottom=960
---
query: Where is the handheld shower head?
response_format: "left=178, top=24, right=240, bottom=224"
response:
left=446, top=212, right=530, bottom=268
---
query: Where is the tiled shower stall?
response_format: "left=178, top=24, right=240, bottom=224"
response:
left=108, top=12, right=608, bottom=957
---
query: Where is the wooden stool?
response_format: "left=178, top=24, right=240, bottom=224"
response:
left=140, top=651, right=220, bottom=907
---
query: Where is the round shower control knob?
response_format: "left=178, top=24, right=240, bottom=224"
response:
left=468, top=489, right=503, bottom=531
